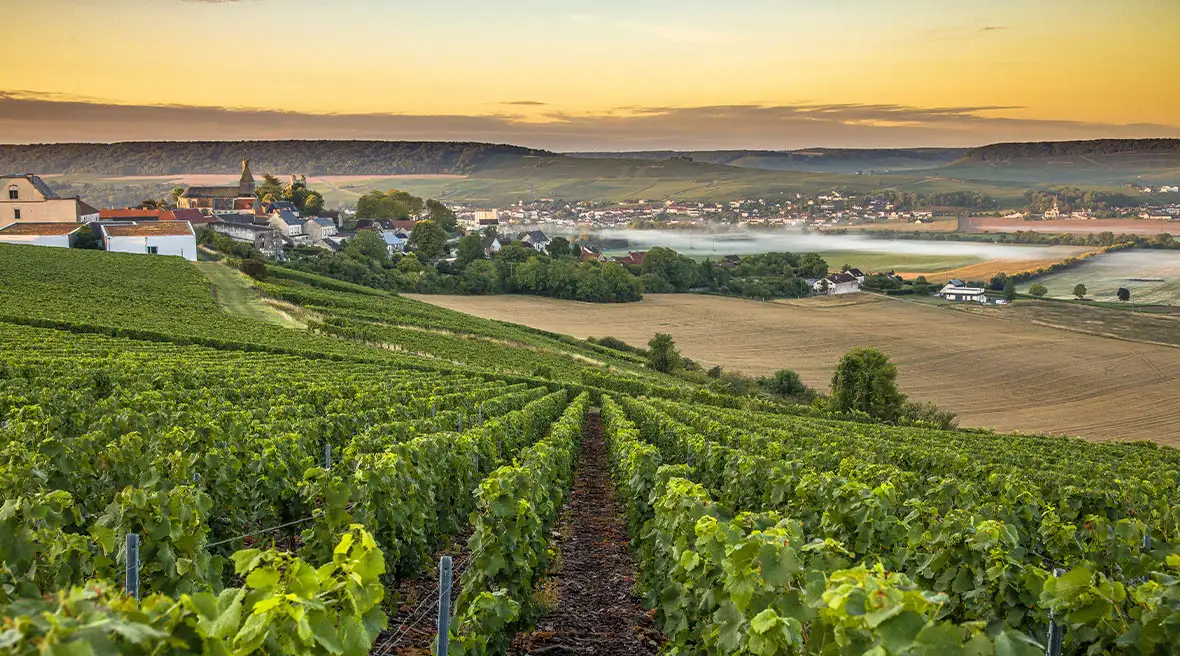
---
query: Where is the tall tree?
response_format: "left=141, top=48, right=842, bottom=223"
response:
left=1117, top=287, right=1131, bottom=302
left=830, top=347, right=906, bottom=421
left=409, top=220, right=447, bottom=260
left=425, top=199, right=457, bottom=232
left=1073, top=283, right=1088, bottom=300
left=454, top=234, right=484, bottom=269
left=646, top=333, right=681, bottom=373
left=1003, top=278, right=1017, bottom=302
left=346, top=230, right=388, bottom=261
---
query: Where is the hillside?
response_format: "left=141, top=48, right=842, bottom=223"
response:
left=0, top=140, right=550, bottom=176
left=568, top=147, right=967, bottom=173
left=2, top=244, right=1179, bottom=654
left=960, top=138, right=1180, bottom=162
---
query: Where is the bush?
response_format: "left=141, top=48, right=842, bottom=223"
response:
left=588, top=336, right=645, bottom=356
left=830, top=347, right=906, bottom=421
left=239, top=259, right=267, bottom=280
left=1029, top=283, right=1048, bottom=297
left=759, top=369, right=812, bottom=399
left=646, top=333, right=681, bottom=373
left=899, top=400, right=959, bottom=430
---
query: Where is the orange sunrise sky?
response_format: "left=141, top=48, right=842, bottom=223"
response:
left=2, top=0, right=1178, bottom=149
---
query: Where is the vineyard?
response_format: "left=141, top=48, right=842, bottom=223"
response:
left=1, top=243, right=1179, bottom=654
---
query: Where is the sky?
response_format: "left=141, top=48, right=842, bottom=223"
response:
left=2, top=0, right=1178, bottom=150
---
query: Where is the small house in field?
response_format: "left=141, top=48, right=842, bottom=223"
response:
left=100, top=221, right=197, bottom=261
left=845, top=267, right=866, bottom=283
left=813, top=272, right=860, bottom=295
left=938, top=284, right=987, bottom=303
left=0, top=222, right=85, bottom=248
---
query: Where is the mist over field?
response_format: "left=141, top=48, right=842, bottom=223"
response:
left=585, top=228, right=1071, bottom=259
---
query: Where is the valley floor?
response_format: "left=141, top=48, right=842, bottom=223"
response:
left=408, top=293, right=1180, bottom=445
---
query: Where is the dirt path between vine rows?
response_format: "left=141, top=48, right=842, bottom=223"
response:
left=511, top=411, right=664, bottom=656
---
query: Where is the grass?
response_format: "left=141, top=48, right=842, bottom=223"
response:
left=195, top=261, right=304, bottom=328
left=1016, top=250, right=1180, bottom=305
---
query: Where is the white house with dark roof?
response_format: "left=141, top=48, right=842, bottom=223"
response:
left=520, top=229, right=551, bottom=252
left=812, top=272, right=861, bottom=295
left=100, top=221, right=197, bottom=261
left=0, top=222, right=85, bottom=248
left=938, top=284, right=987, bottom=303
left=269, top=210, right=304, bottom=237
left=1, top=174, right=97, bottom=229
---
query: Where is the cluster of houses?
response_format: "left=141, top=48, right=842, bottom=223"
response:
left=0, top=163, right=427, bottom=262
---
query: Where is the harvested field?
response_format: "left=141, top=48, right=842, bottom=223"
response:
left=409, top=293, right=1180, bottom=445
left=837, top=218, right=960, bottom=232
left=904, top=250, right=1091, bottom=283
left=1015, top=250, right=1180, bottom=305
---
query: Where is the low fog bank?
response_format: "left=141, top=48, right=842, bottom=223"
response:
left=585, top=228, right=1068, bottom=259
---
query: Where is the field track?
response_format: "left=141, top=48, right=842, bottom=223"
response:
left=410, top=293, right=1180, bottom=444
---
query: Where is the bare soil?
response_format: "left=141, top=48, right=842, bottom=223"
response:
left=511, top=412, right=664, bottom=656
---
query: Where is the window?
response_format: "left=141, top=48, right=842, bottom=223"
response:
left=13, top=209, right=19, bottom=220
left=146, top=246, right=159, bottom=255
left=7, top=186, right=17, bottom=200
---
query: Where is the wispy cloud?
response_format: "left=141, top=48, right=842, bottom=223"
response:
left=1, top=91, right=1176, bottom=150
left=980, top=26, right=1008, bottom=32
left=571, top=13, right=732, bottom=45
left=500, top=100, right=548, bottom=106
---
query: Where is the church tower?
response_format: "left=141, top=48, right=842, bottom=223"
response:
left=239, top=159, right=255, bottom=196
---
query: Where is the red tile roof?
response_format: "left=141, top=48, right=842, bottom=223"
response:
left=0, top=222, right=84, bottom=236
left=102, top=222, right=194, bottom=237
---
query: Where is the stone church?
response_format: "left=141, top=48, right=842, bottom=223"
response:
left=177, top=160, right=256, bottom=212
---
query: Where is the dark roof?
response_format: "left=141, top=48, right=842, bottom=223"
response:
left=481, top=235, right=500, bottom=248
left=356, top=219, right=395, bottom=231
left=77, top=200, right=100, bottom=215
left=524, top=229, right=548, bottom=242
left=273, top=209, right=301, bottom=226
left=0, top=222, right=84, bottom=236
left=391, top=220, right=417, bottom=232
left=264, top=201, right=298, bottom=213
left=99, top=209, right=175, bottom=221
left=307, top=217, right=335, bottom=226
left=214, top=212, right=257, bottom=225
left=827, top=272, right=858, bottom=284
left=845, top=267, right=865, bottom=277
left=170, top=208, right=215, bottom=224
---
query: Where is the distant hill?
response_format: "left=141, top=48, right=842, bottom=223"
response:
left=959, top=139, right=1180, bottom=162
left=568, top=148, right=967, bottom=173
left=0, top=141, right=552, bottom=176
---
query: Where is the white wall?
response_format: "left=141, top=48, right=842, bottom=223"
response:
left=0, top=234, right=73, bottom=248
left=106, top=235, right=197, bottom=261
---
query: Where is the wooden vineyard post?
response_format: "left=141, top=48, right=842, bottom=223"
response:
left=1046, top=567, right=1065, bottom=656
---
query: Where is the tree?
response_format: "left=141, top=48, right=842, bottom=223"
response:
left=409, top=220, right=446, bottom=260
left=346, top=230, right=388, bottom=261
left=74, top=225, right=101, bottom=250
left=798, top=252, right=829, bottom=279
left=646, top=333, right=681, bottom=373
left=830, top=347, right=907, bottom=421
left=761, top=369, right=809, bottom=398
left=397, top=253, right=423, bottom=273
left=461, top=260, right=499, bottom=294
left=425, top=199, right=457, bottom=233
left=455, top=234, right=484, bottom=269
left=239, top=259, right=267, bottom=280
left=256, top=174, right=284, bottom=201
left=546, top=236, right=571, bottom=258
left=1073, top=283, right=1087, bottom=300
left=170, top=186, right=185, bottom=206
left=1003, top=278, right=1016, bottom=302
left=1029, top=283, right=1048, bottom=297
left=302, top=193, right=324, bottom=216
left=1117, top=287, right=1131, bottom=302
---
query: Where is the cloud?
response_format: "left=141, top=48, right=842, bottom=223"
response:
left=570, top=13, right=732, bottom=45
left=500, top=101, right=548, bottom=106
left=1, top=91, right=1176, bottom=151
left=980, top=26, right=1008, bottom=32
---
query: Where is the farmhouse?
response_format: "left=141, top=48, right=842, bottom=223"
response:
left=813, top=272, right=861, bottom=295
left=100, top=221, right=197, bottom=261
left=520, top=229, right=551, bottom=252
left=0, top=222, right=85, bottom=248
left=939, top=284, right=988, bottom=303
left=1, top=174, right=99, bottom=229
left=177, top=160, right=256, bottom=212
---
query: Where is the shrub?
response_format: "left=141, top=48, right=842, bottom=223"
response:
left=239, top=259, right=267, bottom=280
left=1029, top=283, right=1048, bottom=297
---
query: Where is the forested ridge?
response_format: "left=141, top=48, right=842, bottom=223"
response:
left=960, top=138, right=1180, bottom=162
left=0, top=141, right=551, bottom=176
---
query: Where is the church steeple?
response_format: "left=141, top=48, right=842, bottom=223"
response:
left=239, top=159, right=255, bottom=196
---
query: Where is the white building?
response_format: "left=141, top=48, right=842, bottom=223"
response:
left=0, top=222, right=85, bottom=248
left=938, top=284, right=987, bottom=303
left=1, top=174, right=99, bottom=229
left=269, top=210, right=303, bottom=237
left=812, top=272, right=860, bottom=295
left=100, top=221, right=197, bottom=261
left=380, top=230, right=407, bottom=255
